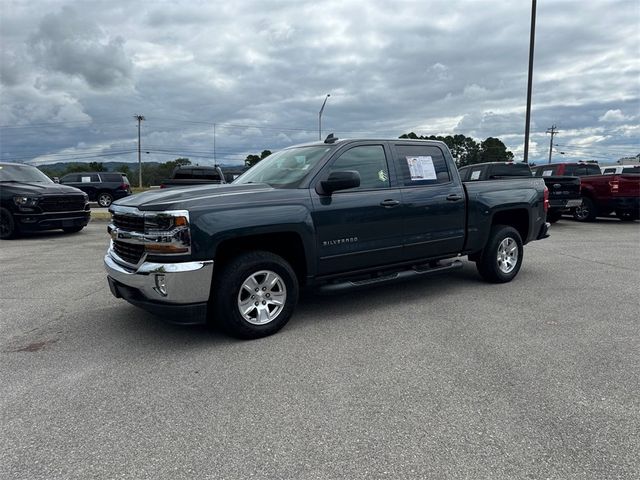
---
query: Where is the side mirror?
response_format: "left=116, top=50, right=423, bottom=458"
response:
left=319, top=170, right=360, bottom=195
left=53, top=177, right=60, bottom=183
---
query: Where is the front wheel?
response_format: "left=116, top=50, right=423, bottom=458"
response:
left=211, top=251, right=299, bottom=339
left=476, top=225, right=523, bottom=283
left=97, top=192, right=113, bottom=207
left=0, top=208, right=17, bottom=239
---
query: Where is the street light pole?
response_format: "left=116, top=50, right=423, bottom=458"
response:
left=523, top=0, right=537, bottom=164
left=134, top=114, right=145, bottom=187
left=318, top=94, right=330, bottom=141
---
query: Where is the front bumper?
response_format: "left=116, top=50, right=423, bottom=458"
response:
left=15, top=210, right=90, bottom=232
left=104, top=248, right=213, bottom=324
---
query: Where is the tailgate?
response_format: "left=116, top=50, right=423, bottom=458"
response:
left=544, top=175, right=581, bottom=201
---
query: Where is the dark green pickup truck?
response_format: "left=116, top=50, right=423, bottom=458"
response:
left=105, top=137, right=550, bottom=338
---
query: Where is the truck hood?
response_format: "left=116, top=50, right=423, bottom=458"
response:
left=1, top=181, right=85, bottom=196
left=112, top=183, right=274, bottom=211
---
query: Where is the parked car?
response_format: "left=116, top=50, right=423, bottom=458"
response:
left=104, top=136, right=550, bottom=339
left=0, top=162, right=90, bottom=239
left=531, top=162, right=639, bottom=221
left=60, top=171, right=131, bottom=207
left=458, top=161, right=533, bottom=181
left=601, top=165, right=640, bottom=175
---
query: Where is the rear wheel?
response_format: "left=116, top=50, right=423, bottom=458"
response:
left=476, top=225, right=523, bottom=283
left=97, top=192, right=113, bottom=207
left=615, top=210, right=639, bottom=221
left=573, top=197, right=597, bottom=222
left=0, top=208, right=17, bottom=239
left=211, top=251, right=299, bottom=339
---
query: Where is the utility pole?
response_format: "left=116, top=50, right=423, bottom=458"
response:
left=134, top=114, right=145, bottom=187
left=318, top=94, right=330, bottom=140
left=546, top=124, right=558, bottom=164
left=523, top=0, right=537, bottom=164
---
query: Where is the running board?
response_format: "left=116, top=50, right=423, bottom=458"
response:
left=318, top=259, right=464, bottom=294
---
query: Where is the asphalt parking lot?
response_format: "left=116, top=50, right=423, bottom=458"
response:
left=1, top=219, right=639, bottom=479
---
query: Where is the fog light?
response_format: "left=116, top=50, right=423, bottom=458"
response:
left=154, top=274, right=168, bottom=297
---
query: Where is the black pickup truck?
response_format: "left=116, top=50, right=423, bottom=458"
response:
left=460, top=162, right=580, bottom=223
left=105, top=137, right=550, bottom=338
left=1, top=162, right=90, bottom=239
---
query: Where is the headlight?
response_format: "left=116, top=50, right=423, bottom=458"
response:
left=13, top=196, right=39, bottom=207
left=143, top=211, right=191, bottom=254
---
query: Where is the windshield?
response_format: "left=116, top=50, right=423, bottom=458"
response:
left=0, top=164, right=53, bottom=183
left=234, top=146, right=332, bottom=188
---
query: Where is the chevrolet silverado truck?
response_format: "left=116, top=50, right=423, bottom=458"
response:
left=160, top=165, right=231, bottom=188
left=1, top=162, right=90, bottom=239
left=104, top=137, right=550, bottom=338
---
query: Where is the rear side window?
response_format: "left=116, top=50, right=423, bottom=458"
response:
left=488, top=163, right=532, bottom=178
left=326, top=145, right=390, bottom=191
left=468, top=168, right=483, bottom=181
left=586, top=164, right=601, bottom=175
left=80, top=174, right=99, bottom=182
left=100, top=173, right=122, bottom=182
left=602, top=168, right=617, bottom=174
left=394, top=144, right=450, bottom=185
left=535, top=167, right=557, bottom=177
left=622, top=166, right=640, bottom=174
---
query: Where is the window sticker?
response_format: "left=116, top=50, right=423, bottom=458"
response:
left=542, top=170, right=553, bottom=177
left=81, top=176, right=92, bottom=182
left=470, top=170, right=481, bottom=180
left=406, top=156, right=437, bottom=181
left=378, top=170, right=388, bottom=182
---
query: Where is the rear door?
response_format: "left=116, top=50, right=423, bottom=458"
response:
left=391, top=142, right=465, bottom=260
left=310, top=143, right=404, bottom=275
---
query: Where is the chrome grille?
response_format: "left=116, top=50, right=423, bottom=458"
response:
left=39, top=195, right=85, bottom=213
left=112, top=213, right=145, bottom=232
left=113, top=240, right=145, bottom=265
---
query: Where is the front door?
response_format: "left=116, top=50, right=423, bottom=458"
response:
left=311, top=143, right=404, bottom=276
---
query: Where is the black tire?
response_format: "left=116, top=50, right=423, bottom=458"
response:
left=476, top=225, right=523, bottom=283
left=63, top=226, right=84, bottom=233
left=97, top=192, right=113, bottom=207
left=615, top=210, right=639, bottom=222
left=211, top=251, right=299, bottom=339
left=547, top=210, right=562, bottom=223
left=0, top=207, right=17, bottom=239
left=573, top=196, right=597, bottom=222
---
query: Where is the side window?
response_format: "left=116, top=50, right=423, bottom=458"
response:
left=457, top=167, right=469, bottom=181
left=101, top=173, right=121, bottom=182
left=541, top=168, right=555, bottom=177
left=326, top=145, right=390, bottom=191
left=61, top=174, right=78, bottom=183
left=394, top=144, right=451, bottom=186
left=602, top=168, right=616, bottom=174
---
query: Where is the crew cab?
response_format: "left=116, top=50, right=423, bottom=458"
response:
left=104, top=137, right=550, bottom=338
left=531, top=162, right=640, bottom=221
left=0, top=162, right=90, bottom=239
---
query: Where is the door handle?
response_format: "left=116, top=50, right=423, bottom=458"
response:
left=446, top=194, right=463, bottom=201
left=379, top=199, right=400, bottom=208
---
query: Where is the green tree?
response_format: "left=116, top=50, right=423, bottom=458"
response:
left=87, top=161, right=105, bottom=171
left=479, top=137, right=514, bottom=163
left=245, top=150, right=272, bottom=168
left=399, top=132, right=481, bottom=166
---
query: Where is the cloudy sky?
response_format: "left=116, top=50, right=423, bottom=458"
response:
left=1, top=0, right=638, bottom=167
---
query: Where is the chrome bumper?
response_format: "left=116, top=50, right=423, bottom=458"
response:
left=104, top=248, right=214, bottom=305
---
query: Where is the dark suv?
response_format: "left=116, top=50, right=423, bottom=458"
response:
left=60, top=172, right=131, bottom=207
